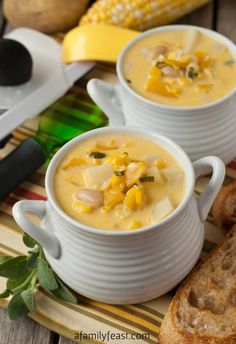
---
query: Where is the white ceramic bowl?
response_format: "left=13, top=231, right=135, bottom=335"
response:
left=12, top=127, right=225, bottom=304
left=87, top=25, right=236, bottom=164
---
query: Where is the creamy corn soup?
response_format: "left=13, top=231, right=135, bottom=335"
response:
left=123, top=29, right=236, bottom=106
left=54, top=134, right=185, bottom=230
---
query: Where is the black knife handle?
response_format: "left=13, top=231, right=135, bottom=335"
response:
left=0, top=138, right=46, bottom=200
left=0, top=134, right=12, bottom=148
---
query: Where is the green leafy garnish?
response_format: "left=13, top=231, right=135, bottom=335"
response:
left=37, top=258, right=58, bottom=291
left=188, top=67, right=199, bottom=79
left=114, top=170, right=125, bottom=176
left=0, top=289, right=10, bottom=298
left=0, top=256, right=28, bottom=279
left=0, top=235, right=79, bottom=319
left=21, top=289, right=37, bottom=312
left=8, top=293, right=29, bottom=320
left=89, top=151, right=106, bottom=159
left=224, top=60, right=235, bottom=66
left=139, top=176, right=155, bottom=183
left=23, top=233, right=37, bottom=248
left=52, top=278, right=77, bottom=304
left=0, top=256, right=11, bottom=264
left=155, top=61, right=169, bottom=69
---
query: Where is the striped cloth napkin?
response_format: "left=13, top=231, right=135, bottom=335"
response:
left=0, top=63, right=235, bottom=343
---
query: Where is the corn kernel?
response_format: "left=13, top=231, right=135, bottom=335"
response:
left=126, top=161, right=146, bottom=187
left=155, top=159, right=166, bottom=169
left=146, top=67, right=177, bottom=98
left=63, top=157, right=86, bottom=170
left=103, top=187, right=125, bottom=211
left=72, top=200, right=93, bottom=214
left=109, top=175, right=126, bottom=191
left=128, top=219, right=142, bottom=230
left=107, top=152, right=130, bottom=169
left=167, top=52, right=193, bottom=68
left=195, top=51, right=212, bottom=68
left=124, top=185, right=143, bottom=210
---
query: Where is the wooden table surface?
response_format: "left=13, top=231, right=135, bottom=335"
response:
left=0, top=1, right=236, bottom=343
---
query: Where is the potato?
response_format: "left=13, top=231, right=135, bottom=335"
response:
left=146, top=167, right=164, bottom=184
left=152, top=197, right=174, bottom=222
left=161, top=168, right=184, bottom=186
left=3, top=0, right=89, bottom=34
left=83, top=163, right=113, bottom=189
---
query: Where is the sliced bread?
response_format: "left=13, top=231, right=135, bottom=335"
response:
left=212, top=181, right=236, bottom=231
left=159, top=225, right=236, bottom=344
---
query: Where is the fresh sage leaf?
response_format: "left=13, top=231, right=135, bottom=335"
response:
left=0, top=289, right=10, bottom=298
left=7, top=272, right=32, bottom=293
left=37, top=258, right=58, bottom=291
left=0, top=256, right=28, bottom=279
left=21, top=289, right=37, bottom=312
left=0, top=256, right=11, bottom=264
left=27, top=252, right=39, bottom=269
left=23, top=233, right=37, bottom=248
left=7, top=293, right=29, bottom=320
left=52, top=279, right=78, bottom=304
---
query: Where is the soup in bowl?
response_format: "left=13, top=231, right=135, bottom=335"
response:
left=54, top=133, right=185, bottom=230
left=123, top=28, right=236, bottom=106
left=12, top=127, right=225, bottom=304
left=87, top=25, right=236, bottom=163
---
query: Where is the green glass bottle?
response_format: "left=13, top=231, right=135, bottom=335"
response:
left=35, top=86, right=108, bottom=162
left=0, top=84, right=108, bottom=199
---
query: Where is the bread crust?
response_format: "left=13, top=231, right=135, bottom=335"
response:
left=159, top=226, right=236, bottom=344
left=212, top=182, right=236, bottom=231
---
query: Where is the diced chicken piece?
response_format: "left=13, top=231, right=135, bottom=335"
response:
left=83, top=163, right=113, bottom=188
left=161, top=168, right=184, bottom=186
left=161, top=66, right=180, bottom=78
left=148, top=45, right=168, bottom=60
left=152, top=197, right=174, bottom=222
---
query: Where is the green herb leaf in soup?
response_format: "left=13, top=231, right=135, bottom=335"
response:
left=89, top=151, right=106, bottom=159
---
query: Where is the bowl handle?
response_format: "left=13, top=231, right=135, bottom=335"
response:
left=193, top=156, right=225, bottom=222
left=12, top=200, right=61, bottom=259
left=87, top=78, right=125, bottom=126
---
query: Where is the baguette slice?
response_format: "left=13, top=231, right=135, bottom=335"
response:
left=212, top=182, right=236, bottom=231
left=159, top=225, right=236, bottom=344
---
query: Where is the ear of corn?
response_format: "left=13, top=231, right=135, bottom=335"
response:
left=80, top=0, right=211, bottom=31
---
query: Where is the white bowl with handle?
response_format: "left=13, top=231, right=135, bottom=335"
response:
left=87, top=25, right=236, bottom=163
left=12, top=126, right=225, bottom=304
